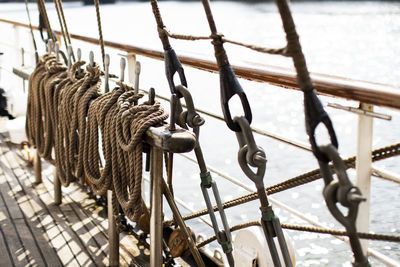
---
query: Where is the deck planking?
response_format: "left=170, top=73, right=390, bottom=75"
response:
left=0, top=133, right=144, bottom=266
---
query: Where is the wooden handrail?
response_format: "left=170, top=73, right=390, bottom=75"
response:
left=1, top=17, right=399, bottom=110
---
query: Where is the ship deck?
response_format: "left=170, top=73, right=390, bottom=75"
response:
left=0, top=132, right=148, bottom=267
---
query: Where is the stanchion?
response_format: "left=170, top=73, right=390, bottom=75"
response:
left=53, top=168, right=61, bottom=205
left=34, top=150, right=42, bottom=184
left=150, top=146, right=163, bottom=267
left=108, top=190, right=119, bottom=266
left=144, top=124, right=197, bottom=267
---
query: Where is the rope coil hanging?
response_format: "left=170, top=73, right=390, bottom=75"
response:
left=113, top=85, right=168, bottom=221
left=27, top=52, right=169, bottom=225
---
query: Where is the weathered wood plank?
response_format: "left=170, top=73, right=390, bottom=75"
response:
left=0, top=152, right=49, bottom=267
left=0, top=143, right=62, bottom=267
left=0, top=142, right=78, bottom=267
left=0, top=182, right=29, bottom=267
left=0, top=190, right=15, bottom=267
left=0, top=136, right=146, bottom=266
left=5, top=144, right=103, bottom=267
left=18, top=169, right=89, bottom=266
left=41, top=175, right=134, bottom=266
left=61, top=182, right=143, bottom=266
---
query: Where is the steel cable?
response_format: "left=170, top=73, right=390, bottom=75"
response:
left=173, top=142, right=400, bottom=223
left=197, top=220, right=400, bottom=248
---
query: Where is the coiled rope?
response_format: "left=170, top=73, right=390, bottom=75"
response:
left=54, top=61, right=87, bottom=186
left=27, top=52, right=169, bottom=224
left=113, top=84, right=168, bottom=221
left=26, top=53, right=67, bottom=162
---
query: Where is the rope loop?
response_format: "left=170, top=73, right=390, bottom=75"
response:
left=85, top=62, right=102, bottom=85
left=68, top=60, right=86, bottom=82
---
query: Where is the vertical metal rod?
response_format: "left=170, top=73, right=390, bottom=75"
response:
left=104, top=54, right=110, bottom=93
left=355, top=103, right=373, bottom=253
left=211, top=183, right=231, bottom=240
left=134, top=61, right=141, bottom=96
left=200, top=186, right=220, bottom=237
left=107, top=190, right=119, bottom=267
left=53, top=167, right=61, bottom=205
left=150, top=147, right=163, bottom=267
left=34, top=150, right=42, bottom=184
left=273, top=218, right=293, bottom=267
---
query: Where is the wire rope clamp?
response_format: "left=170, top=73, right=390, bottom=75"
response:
left=261, top=208, right=278, bottom=223
left=200, top=171, right=213, bottom=188
left=216, top=230, right=233, bottom=254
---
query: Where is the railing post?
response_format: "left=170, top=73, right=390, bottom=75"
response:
left=34, top=150, right=42, bottom=184
left=53, top=167, right=62, bottom=205
left=150, top=146, right=163, bottom=267
left=108, top=190, right=119, bottom=266
left=355, top=103, right=373, bottom=253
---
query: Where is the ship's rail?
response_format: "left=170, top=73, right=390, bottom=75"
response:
left=0, top=18, right=399, bottom=266
left=1, top=18, right=400, bottom=110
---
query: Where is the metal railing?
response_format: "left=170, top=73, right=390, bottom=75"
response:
left=1, top=18, right=399, bottom=266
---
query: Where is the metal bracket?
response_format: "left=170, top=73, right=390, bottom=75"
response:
left=328, top=102, right=391, bottom=120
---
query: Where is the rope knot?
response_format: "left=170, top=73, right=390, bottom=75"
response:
left=46, top=58, right=67, bottom=74
left=68, top=60, right=86, bottom=82
left=116, top=81, right=134, bottom=92
left=157, top=26, right=169, bottom=41
left=85, top=63, right=101, bottom=84
left=210, top=33, right=224, bottom=46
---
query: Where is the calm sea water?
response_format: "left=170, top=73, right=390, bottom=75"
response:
left=0, top=1, right=399, bottom=266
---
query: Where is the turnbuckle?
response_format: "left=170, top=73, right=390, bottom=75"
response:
left=318, top=145, right=369, bottom=267
left=234, top=116, right=293, bottom=267
left=174, top=85, right=235, bottom=266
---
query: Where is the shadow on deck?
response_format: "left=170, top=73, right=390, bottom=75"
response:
left=0, top=133, right=147, bottom=267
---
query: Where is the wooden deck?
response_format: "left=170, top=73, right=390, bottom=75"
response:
left=0, top=133, right=148, bottom=267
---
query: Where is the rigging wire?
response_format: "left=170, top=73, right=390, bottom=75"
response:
left=168, top=142, right=400, bottom=223
left=55, top=0, right=75, bottom=62
left=93, top=0, right=105, bottom=69
left=53, top=0, right=68, bottom=53
left=196, top=220, right=400, bottom=248
left=36, top=0, right=56, bottom=43
left=23, top=0, right=39, bottom=63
